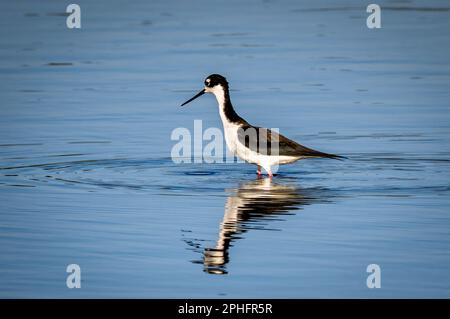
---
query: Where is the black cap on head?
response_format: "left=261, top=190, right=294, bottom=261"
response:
left=181, top=74, right=229, bottom=107
left=204, top=74, right=228, bottom=88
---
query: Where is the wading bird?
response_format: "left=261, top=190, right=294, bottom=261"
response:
left=181, top=74, right=344, bottom=177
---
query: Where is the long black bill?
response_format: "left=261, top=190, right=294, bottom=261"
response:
left=181, top=89, right=205, bottom=106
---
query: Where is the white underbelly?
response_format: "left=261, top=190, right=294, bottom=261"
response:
left=235, top=142, right=300, bottom=166
left=223, top=124, right=300, bottom=169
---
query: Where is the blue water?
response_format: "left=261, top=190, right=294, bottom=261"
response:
left=1, top=0, right=450, bottom=297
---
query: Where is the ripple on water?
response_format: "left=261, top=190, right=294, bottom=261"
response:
left=0, top=151, right=449, bottom=200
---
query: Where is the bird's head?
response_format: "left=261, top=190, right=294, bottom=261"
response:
left=181, top=74, right=229, bottom=106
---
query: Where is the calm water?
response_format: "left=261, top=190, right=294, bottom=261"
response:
left=1, top=0, right=450, bottom=298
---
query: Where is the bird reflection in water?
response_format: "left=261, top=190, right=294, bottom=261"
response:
left=183, top=177, right=334, bottom=275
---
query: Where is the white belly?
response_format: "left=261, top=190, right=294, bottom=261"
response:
left=223, top=123, right=300, bottom=172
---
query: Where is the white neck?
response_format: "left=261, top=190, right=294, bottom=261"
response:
left=209, top=85, right=232, bottom=127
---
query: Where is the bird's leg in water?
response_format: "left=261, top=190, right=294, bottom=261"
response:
left=257, top=166, right=262, bottom=176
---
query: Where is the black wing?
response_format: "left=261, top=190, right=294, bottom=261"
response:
left=237, top=125, right=345, bottom=159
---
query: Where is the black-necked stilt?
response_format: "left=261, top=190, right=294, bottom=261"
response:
left=181, top=74, right=344, bottom=177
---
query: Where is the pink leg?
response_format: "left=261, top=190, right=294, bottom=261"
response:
left=266, top=165, right=273, bottom=178
left=256, top=166, right=262, bottom=176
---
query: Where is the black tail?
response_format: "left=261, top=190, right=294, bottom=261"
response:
left=319, top=152, right=347, bottom=160
left=295, top=144, right=347, bottom=160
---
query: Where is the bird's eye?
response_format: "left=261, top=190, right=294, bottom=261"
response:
left=205, top=79, right=212, bottom=87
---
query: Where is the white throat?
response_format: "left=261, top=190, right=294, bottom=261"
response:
left=207, top=85, right=231, bottom=127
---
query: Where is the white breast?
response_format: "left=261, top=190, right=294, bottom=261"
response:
left=221, top=120, right=240, bottom=155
